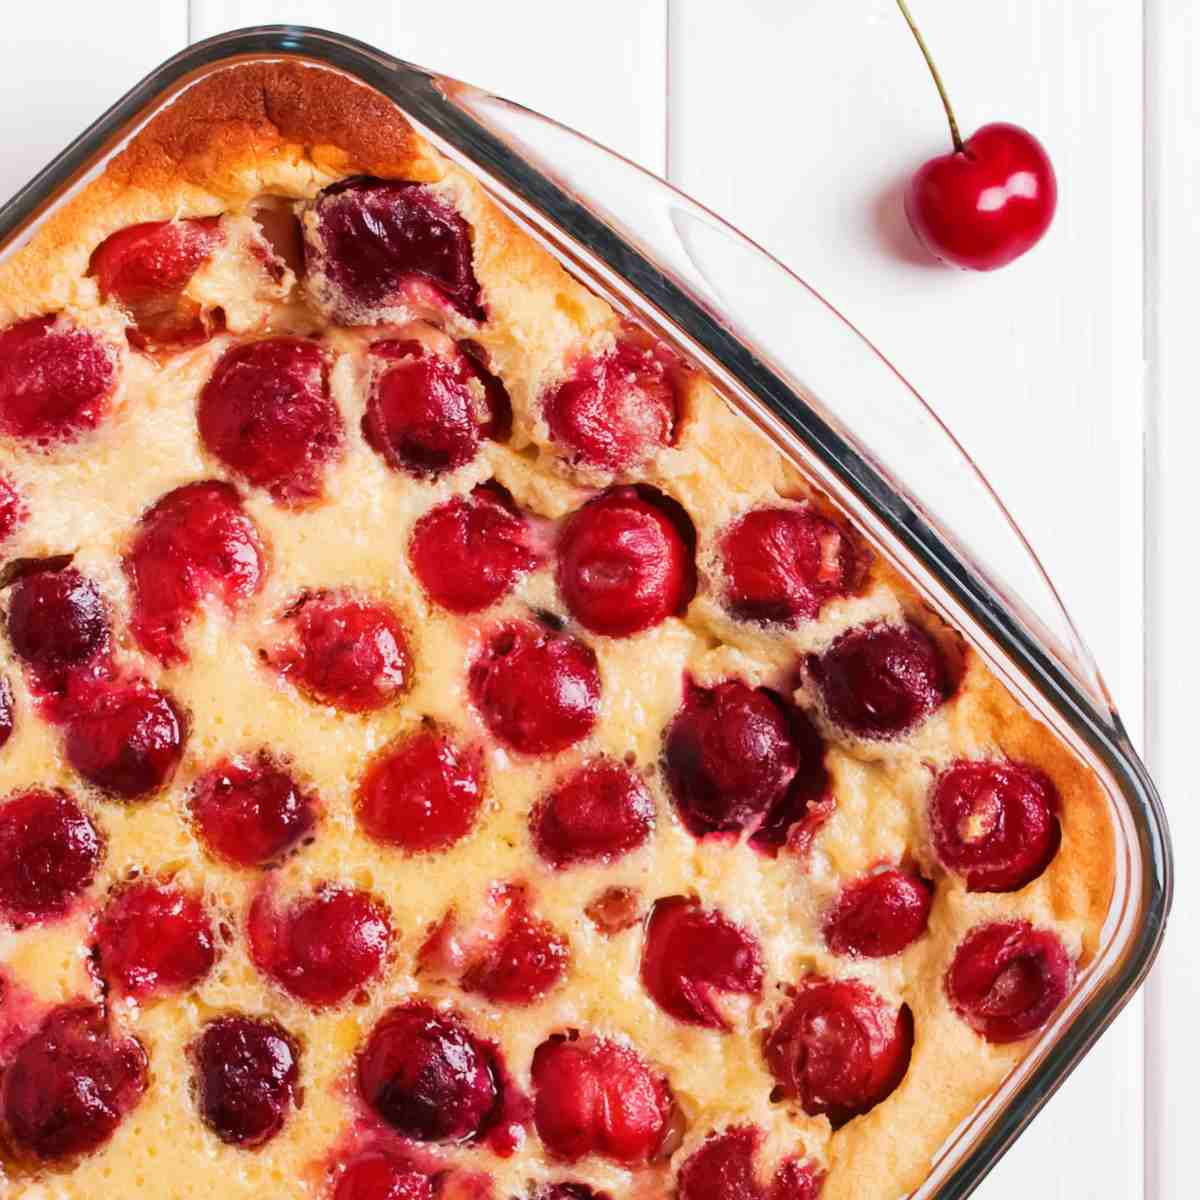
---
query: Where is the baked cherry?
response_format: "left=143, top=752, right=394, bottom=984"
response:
left=664, top=680, right=828, bottom=848
left=266, top=590, right=411, bottom=712
left=125, top=480, right=265, bottom=664
left=676, top=1126, right=824, bottom=1200
left=807, top=621, right=952, bottom=739
left=91, top=217, right=223, bottom=348
left=531, top=1034, right=672, bottom=1164
left=94, top=878, right=215, bottom=999
left=543, top=334, right=678, bottom=472
left=357, top=1001, right=499, bottom=1142
left=248, top=884, right=391, bottom=1007
left=930, top=759, right=1061, bottom=892
left=946, top=920, right=1074, bottom=1044
left=468, top=620, right=600, bottom=755
left=335, top=1151, right=436, bottom=1200
left=193, top=1014, right=300, bottom=1147
left=585, top=885, right=642, bottom=935
left=823, top=868, right=932, bottom=958
left=536, top=1187, right=611, bottom=1200
left=364, top=339, right=504, bottom=478
left=458, top=341, right=513, bottom=440
left=356, top=725, right=484, bottom=854
left=719, top=505, right=858, bottom=626
left=409, top=483, right=539, bottom=614
left=198, top=337, right=342, bottom=505
left=531, top=757, right=654, bottom=868
left=190, top=752, right=318, bottom=868
left=305, top=178, right=484, bottom=322
left=640, top=896, right=763, bottom=1030
left=0, top=675, right=12, bottom=750
left=7, top=564, right=111, bottom=690
left=63, top=680, right=184, bottom=800
left=557, top=487, right=695, bottom=637
left=0, top=316, right=116, bottom=445
left=0, top=788, right=101, bottom=926
left=763, top=976, right=913, bottom=1127
left=460, top=886, right=569, bottom=1006
left=0, top=1004, right=147, bottom=1162
left=0, top=474, right=26, bottom=544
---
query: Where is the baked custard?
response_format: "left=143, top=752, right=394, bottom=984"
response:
left=0, top=62, right=1113, bottom=1200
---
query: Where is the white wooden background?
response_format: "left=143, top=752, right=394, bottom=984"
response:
left=1, top=2, right=1193, bottom=1195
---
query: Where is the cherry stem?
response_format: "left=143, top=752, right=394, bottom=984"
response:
left=896, top=0, right=964, bottom=154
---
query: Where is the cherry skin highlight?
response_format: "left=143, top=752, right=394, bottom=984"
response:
left=640, top=895, right=763, bottom=1030
left=91, top=217, right=223, bottom=348
left=468, top=620, right=600, bottom=755
left=930, top=759, right=1061, bottom=892
left=306, top=177, right=484, bottom=321
left=946, top=920, right=1074, bottom=1044
left=334, top=1151, right=436, bottom=1200
left=676, top=1126, right=824, bottom=1200
left=823, top=868, right=932, bottom=959
left=198, top=337, right=342, bottom=505
left=266, top=590, right=411, bottom=712
left=0, top=1004, right=147, bottom=1163
left=532, top=756, right=654, bottom=868
left=531, top=1035, right=672, bottom=1165
left=719, top=505, right=859, bottom=626
left=763, top=976, right=914, bottom=1128
left=125, top=480, right=266, bottom=664
left=190, top=752, right=318, bottom=868
left=906, top=123, right=1057, bottom=271
left=557, top=487, right=695, bottom=637
left=409, top=483, right=539, bottom=614
left=248, top=884, right=391, bottom=1007
left=0, top=788, right=101, bottom=927
left=807, top=621, right=952, bottom=739
left=0, top=316, right=116, bottom=445
left=192, top=1014, right=300, bottom=1147
left=357, top=1001, right=500, bottom=1142
left=543, top=334, right=678, bottom=472
left=63, top=680, right=185, bottom=800
left=94, top=879, right=215, bottom=999
left=356, top=726, right=484, bottom=854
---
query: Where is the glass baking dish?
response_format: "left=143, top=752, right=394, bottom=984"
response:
left=0, top=26, right=1170, bottom=1199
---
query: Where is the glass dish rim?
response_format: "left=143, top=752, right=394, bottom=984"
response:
left=0, top=25, right=1171, bottom=1199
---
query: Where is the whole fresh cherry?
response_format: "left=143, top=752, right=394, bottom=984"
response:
left=899, top=1, right=1056, bottom=270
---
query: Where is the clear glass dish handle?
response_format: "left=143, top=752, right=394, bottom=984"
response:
left=436, top=79, right=1114, bottom=725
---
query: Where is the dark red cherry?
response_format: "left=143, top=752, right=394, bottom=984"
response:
left=7, top=564, right=110, bottom=680
left=543, top=335, right=678, bottom=472
left=807, top=621, right=951, bottom=739
left=266, top=591, right=411, bottom=712
left=0, top=474, right=26, bottom=544
left=532, top=757, right=654, bottom=868
left=0, top=788, right=101, bottom=926
left=640, top=896, right=763, bottom=1030
left=468, top=620, right=600, bottom=755
left=190, top=752, right=318, bottom=868
left=193, top=1014, right=300, bottom=1147
left=557, top=487, right=694, bottom=637
left=823, top=868, right=932, bottom=958
left=749, top=706, right=831, bottom=856
left=306, top=178, right=483, bottom=321
left=946, top=920, right=1074, bottom=1044
left=125, top=480, right=265, bottom=664
left=930, top=759, right=1061, bottom=892
left=335, top=1151, right=436, bottom=1200
left=531, top=1035, right=672, bottom=1164
left=0, top=1004, right=147, bottom=1162
left=764, top=976, right=913, bottom=1127
left=248, top=884, right=391, bottom=1007
left=409, top=483, right=539, bottom=614
left=461, top=886, right=569, bottom=1006
left=364, top=339, right=499, bottom=478
left=94, top=879, right=215, bottom=999
left=676, top=1126, right=824, bottom=1200
left=537, top=1186, right=611, bottom=1200
left=198, top=337, right=342, bottom=505
left=0, top=675, right=12, bottom=750
left=357, top=726, right=484, bottom=854
left=357, top=1002, right=499, bottom=1142
left=719, top=505, right=859, bottom=626
left=458, top=341, right=513, bottom=441
left=63, top=680, right=184, bottom=800
left=0, top=316, right=116, bottom=445
left=91, top=218, right=223, bottom=348
left=585, top=886, right=642, bottom=935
